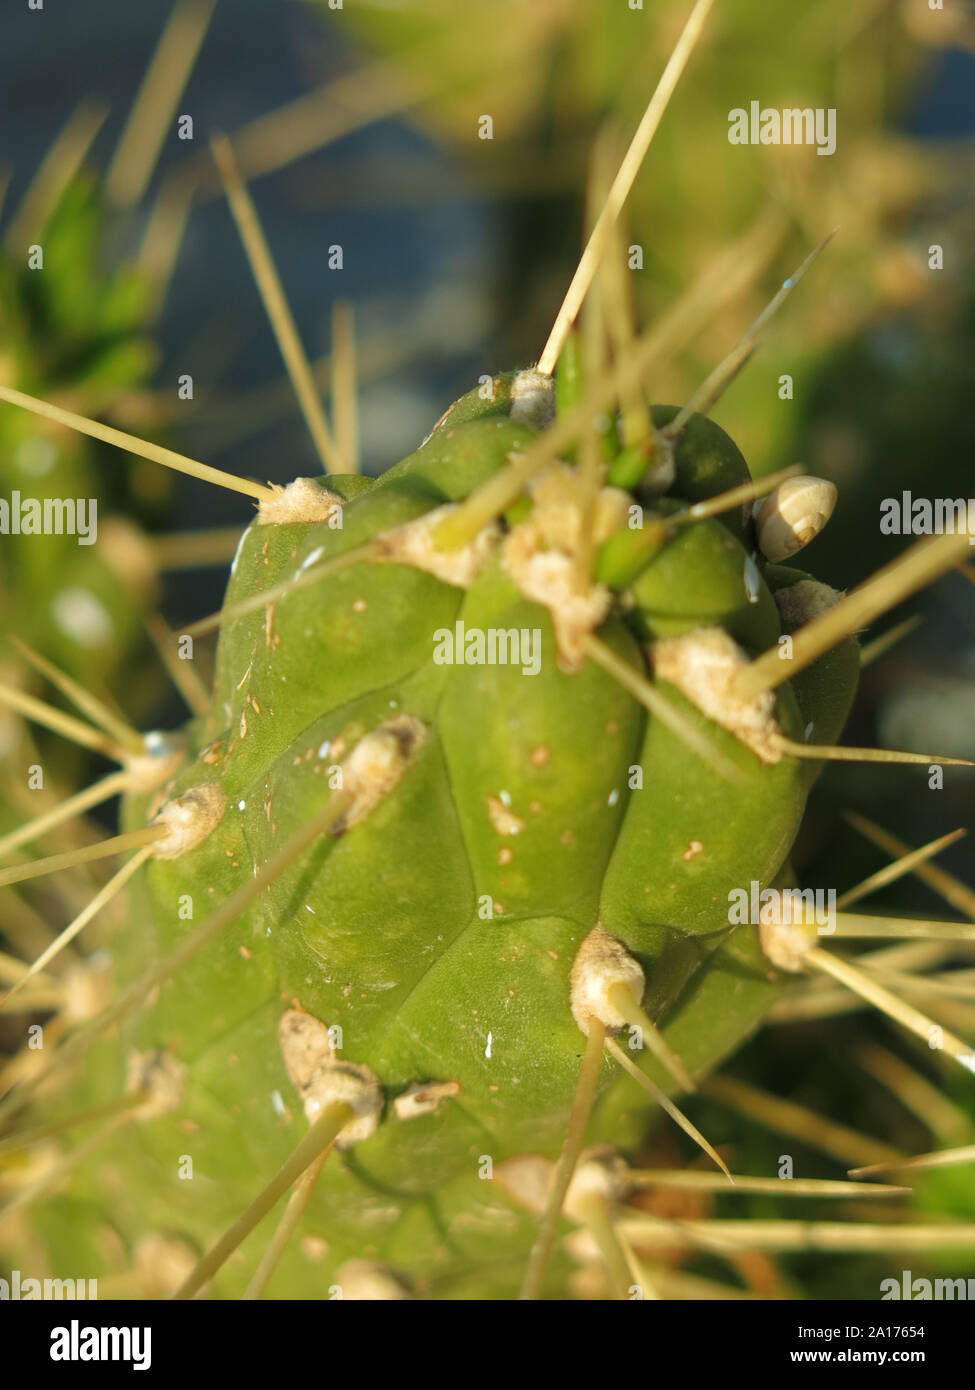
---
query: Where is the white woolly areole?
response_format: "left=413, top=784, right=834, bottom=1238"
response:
left=333, top=714, right=427, bottom=835
left=150, top=782, right=226, bottom=859
left=377, top=505, right=499, bottom=589
left=304, top=1063, right=383, bottom=1147
left=652, top=626, right=783, bottom=765
left=334, top=1260, right=410, bottom=1301
left=500, top=465, right=623, bottom=668
left=63, top=959, right=112, bottom=1024
left=257, top=477, right=344, bottom=526
left=502, top=528, right=610, bottom=671
left=278, top=1009, right=383, bottom=1148
left=759, top=915, right=817, bottom=973
left=564, top=1155, right=626, bottom=1223
left=570, top=925, right=645, bottom=1035
left=774, top=578, right=843, bottom=631
left=126, top=1049, right=186, bottom=1119
left=523, top=465, right=626, bottom=552
left=509, top=368, right=555, bottom=430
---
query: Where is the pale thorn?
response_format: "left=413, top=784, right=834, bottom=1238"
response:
left=625, top=1170, right=909, bottom=1198
left=702, top=1074, right=906, bottom=1169
left=843, top=810, right=975, bottom=921
left=0, top=769, right=131, bottom=861
left=434, top=206, right=785, bottom=554
left=835, top=828, right=967, bottom=910
left=603, top=982, right=697, bottom=1095
left=805, top=946, right=975, bottom=1075
left=0, top=848, right=153, bottom=1007
left=183, top=542, right=379, bottom=638
left=850, top=1144, right=975, bottom=1180
left=673, top=463, right=804, bottom=527
left=537, top=0, right=716, bottom=376
left=564, top=1156, right=634, bottom=1300
left=4, top=101, right=107, bottom=254
left=0, top=827, right=165, bottom=892
left=572, top=1215, right=975, bottom=1257
left=583, top=634, right=743, bottom=785
left=104, top=0, right=217, bottom=209
left=0, top=951, right=57, bottom=992
left=858, top=615, right=922, bottom=668
left=147, top=525, right=248, bottom=570
left=0, top=680, right=125, bottom=760
left=731, top=528, right=975, bottom=702
left=144, top=615, right=211, bottom=719
left=0, top=384, right=275, bottom=502
left=331, top=300, right=360, bottom=474
left=172, top=1100, right=356, bottom=1300
left=661, top=229, right=839, bottom=443
left=772, top=734, right=972, bottom=768
left=865, top=966, right=975, bottom=1004
left=853, top=1041, right=972, bottom=1144
left=604, top=1037, right=729, bottom=1178
left=519, top=1019, right=607, bottom=1301
left=829, top=914, right=975, bottom=942
left=659, top=340, right=756, bottom=443
left=9, top=635, right=146, bottom=757
left=210, top=133, right=340, bottom=474
left=0, top=1088, right=151, bottom=1155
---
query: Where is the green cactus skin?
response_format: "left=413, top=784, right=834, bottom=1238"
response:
left=16, top=370, right=858, bottom=1300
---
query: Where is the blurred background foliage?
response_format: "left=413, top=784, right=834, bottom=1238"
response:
left=1, top=0, right=973, bottom=1299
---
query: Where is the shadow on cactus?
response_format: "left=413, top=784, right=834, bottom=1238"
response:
left=1, top=1, right=974, bottom=1303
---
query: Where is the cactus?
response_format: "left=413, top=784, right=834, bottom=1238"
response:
left=2, top=1, right=974, bottom=1304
